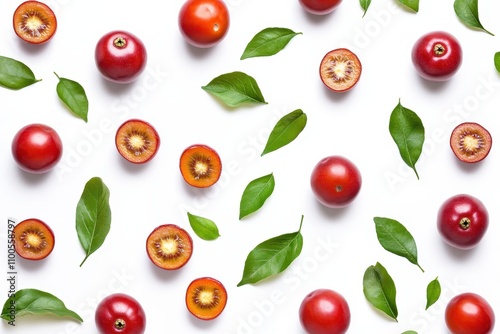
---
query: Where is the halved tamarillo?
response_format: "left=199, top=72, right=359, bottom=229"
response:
left=179, top=144, right=222, bottom=188
left=115, top=119, right=160, bottom=164
left=185, top=277, right=227, bottom=320
left=13, top=1, right=57, bottom=44
left=450, top=122, right=492, bottom=163
left=146, top=224, right=193, bottom=270
left=13, top=218, right=55, bottom=260
left=320, top=48, right=362, bottom=93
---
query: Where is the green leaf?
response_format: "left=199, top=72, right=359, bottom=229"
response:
left=261, top=109, right=307, bottom=156
left=399, top=0, right=419, bottom=12
left=402, top=331, right=418, bottom=334
left=453, top=0, right=494, bottom=36
left=363, top=262, right=398, bottom=321
left=240, top=27, right=302, bottom=60
left=237, top=215, right=304, bottom=286
left=494, top=52, right=500, bottom=73
left=360, top=0, right=372, bottom=17
left=187, top=212, right=221, bottom=240
left=76, top=177, right=111, bottom=267
left=1, top=288, right=83, bottom=322
left=0, top=55, right=41, bottom=90
left=389, top=99, right=425, bottom=180
left=239, top=173, right=275, bottom=219
left=54, top=72, right=89, bottom=122
left=373, top=217, right=424, bottom=272
left=201, top=71, right=267, bottom=108
left=425, top=277, right=441, bottom=310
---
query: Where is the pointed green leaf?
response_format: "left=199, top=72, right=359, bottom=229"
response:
left=201, top=71, right=267, bottom=107
left=187, top=212, right=221, bottom=240
left=0, top=55, right=41, bottom=90
left=360, top=0, right=372, bottom=17
left=399, top=0, right=419, bottom=12
left=261, top=109, right=307, bottom=156
left=363, top=262, right=398, bottom=321
left=373, top=217, right=424, bottom=272
left=1, top=288, right=83, bottom=322
left=494, top=52, right=500, bottom=73
left=239, top=173, right=275, bottom=219
left=453, top=0, right=494, bottom=36
left=76, top=177, right=111, bottom=266
left=237, top=215, right=304, bottom=286
left=389, top=99, right=425, bottom=180
left=54, top=73, right=89, bottom=122
left=241, top=27, right=302, bottom=60
left=425, top=277, right=441, bottom=310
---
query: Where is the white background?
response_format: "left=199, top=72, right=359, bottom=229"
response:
left=1, top=0, right=500, bottom=333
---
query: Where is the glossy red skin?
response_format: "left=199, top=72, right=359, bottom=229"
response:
left=95, top=31, right=147, bottom=84
left=299, top=289, right=350, bottom=334
left=445, top=293, right=495, bottom=334
left=178, top=0, right=230, bottom=48
left=411, top=31, right=462, bottom=82
left=11, top=123, right=63, bottom=174
left=310, top=156, right=362, bottom=208
left=298, top=0, right=343, bottom=15
left=95, top=293, right=146, bottom=334
left=437, top=194, right=488, bottom=250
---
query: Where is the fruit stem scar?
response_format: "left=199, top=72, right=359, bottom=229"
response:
left=335, top=185, right=343, bottom=192
left=114, top=37, right=127, bottom=48
left=459, top=217, right=471, bottom=230
left=434, top=43, right=445, bottom=56
left=114, top=318, right=126, bottom=329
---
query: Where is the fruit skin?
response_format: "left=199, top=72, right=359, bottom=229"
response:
left=11, top=123, right=63, bottom=174
left=115, top=119, right=160, bottom=164
left=95, top=30, right=147, bottom=84
left=320, top=48, right=362, bottom=93
left=411, top=31, right=462, bottom=82
left=450, top=122, right=492, bottom=163
left=437, top=194, right=489, bottom=250
left=185, top=277, right=228, bottom=320
left=299, top=289, right=351, bottom=334
left=298, top=0, right=343, bottom=15
left=310, top=155, right=362, bottom=208
left=146, top=224, right=194, bottom=270
left=95, top=293, right=146, bottom=334
left=445, top=292, right=495, bottom=334
left=179, top=144, right=222, bottom=188
left=13, top=1, right=57, bottom=44
left=178, top=0, right=230, bottom=48
left=13, top=218, right=55, bottom=260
